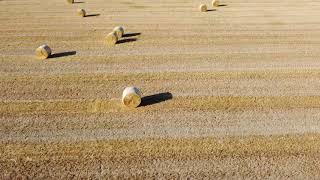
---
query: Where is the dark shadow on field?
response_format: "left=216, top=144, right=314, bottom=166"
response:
left=85, top=13, right=100, bottom=17
left=74, top=1, right=85, bottom=3
left=219, top=4, right=227, bottom=7
left=122, top=32, right=141, bottom=38
left=50, top=51, right=76, bottom=58
left=116, top=38, right=137, bottom=44
left=140, top=92, right=173, bottom=107
left=207, top=9, right=216, bottom=12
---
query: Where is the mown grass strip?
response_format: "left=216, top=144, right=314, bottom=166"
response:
left=1, top=69, right=320, bottom=82
left=1, top=96, right=320, bottom=115
left=2, top=134, right=320, bottom=160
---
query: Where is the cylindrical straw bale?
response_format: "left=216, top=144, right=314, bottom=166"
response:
left=35, top=44, right=51, bottom=59
left=106, top=31, right=118, bottom=46
left=199, top=4, right=207, bottom=12
left=212, top=0, right=219, bottom=7
left=77, top=9, right=86, bottom=17
left=122, top=87, right=142, bottom=108
left=67, top=0, right=74, bottom=4
left=113, top=26, right=125, bottom=38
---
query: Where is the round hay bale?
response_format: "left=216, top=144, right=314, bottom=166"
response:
left=122, top=87, right=142, bottom=108
left=113, top=26, right=125, bottom=38
left=212, top=0, right=219, bottom=7
left=106, top=31, right=118, bottom=46
left=77, top=9, right=86, bottom=17
left=67, top=0, right=74, bottom=4
left=35, top=44, right=51, bottom=59
left=199, top=4, right=207, bottom=12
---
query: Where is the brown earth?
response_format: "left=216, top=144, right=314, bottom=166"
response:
left=1, top=0, right=320, bottom=178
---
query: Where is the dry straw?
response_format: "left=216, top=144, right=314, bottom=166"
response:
left=67, top=0, right=74, bottom=4
left=122, top=87, right=142, bottom=108
left=113, top=26, right=125, bottom=38
left=106, top=31, right=118, bottom=46
left=212, top=0, right=219, bottom=7
left=199, top=4, right=207, bottom=12
left=77, top=9, right=86, bottom=17
left=35, top=44, right=51, bottom=59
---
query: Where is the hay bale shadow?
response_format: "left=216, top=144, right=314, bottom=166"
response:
left=122, top=33, right=141, bottom=38
left=116, top=38, right=137, bottom=44
left=140, top=92, right=173, bottom=107
left=85, top=13, right=100, bottom=17
left=50, top=51, right=76, bottom=58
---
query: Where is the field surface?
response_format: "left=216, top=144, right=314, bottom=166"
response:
left=1, top=0, right=320, bottom=178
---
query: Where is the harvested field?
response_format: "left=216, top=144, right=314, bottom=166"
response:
left=1, top=0, right=320, bottom=178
